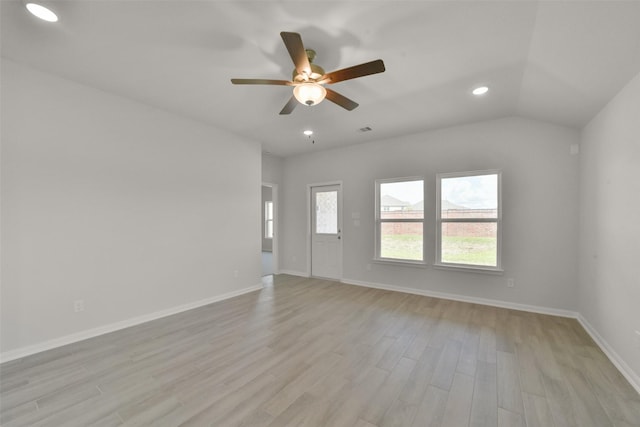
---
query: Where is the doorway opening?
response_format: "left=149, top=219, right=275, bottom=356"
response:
left=262, top=183, right=278, bottom=276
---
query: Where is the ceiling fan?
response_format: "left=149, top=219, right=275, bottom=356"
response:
left=231, top=32, right=386, bottom=115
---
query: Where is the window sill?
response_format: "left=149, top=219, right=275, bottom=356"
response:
left=373, top=258, right=428, bottom=268
left=433, top=263, right=504, bottom=275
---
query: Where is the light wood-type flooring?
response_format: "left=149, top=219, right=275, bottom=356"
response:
left=1, top=274, right=639, bottom=426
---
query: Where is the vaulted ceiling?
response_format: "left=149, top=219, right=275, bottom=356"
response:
left=2, top=1, right=640, bottom=156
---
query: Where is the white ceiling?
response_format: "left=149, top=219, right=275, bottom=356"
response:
left=2, top=1, right=640, bottom=157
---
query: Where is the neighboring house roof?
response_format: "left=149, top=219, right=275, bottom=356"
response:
left=383, top=197, right=469, bottom=211
left=442, top=200, right=467, bottom=210
left=381, top=195, right=410, bottom=208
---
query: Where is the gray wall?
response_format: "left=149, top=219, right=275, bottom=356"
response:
left=280, top=117, right=580, bottom=311
left=262, top=154, right=283, bottom=186
left=1, top=60, right=262, bottom=355
left=579, top=71, right=640, bottom=384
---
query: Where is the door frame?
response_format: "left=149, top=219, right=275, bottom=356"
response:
left=262, top=182, right=279, bottom=275
left=307, top=181, right=343, bottom=279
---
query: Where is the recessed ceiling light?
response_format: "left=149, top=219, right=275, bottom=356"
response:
left=303, top=130, right=313, bottom=136
left=472, top=86, right=489, bottom=96
left=26, top=3, right=58, bottom=22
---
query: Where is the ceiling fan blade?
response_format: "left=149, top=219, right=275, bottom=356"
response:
left=279, top=96, right=298, bottom=115
left=231, top=79, right=293, bottom=86
left=325, top=88, right=359, bottom=111
left=321, top=59, right=386, bottom=84
left=280, top=32, right=311, bottom=76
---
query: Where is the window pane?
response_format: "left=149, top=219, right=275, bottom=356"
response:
left=265, top=201, right=273, bottom=220
left=316, top=191, right=338, bottom=234
left=380, top=222, right=423, bottom=261
left=441, top=174, right=497, bottom=219
left=264, top=201, right=273, bottom=238
left=380, top=180, right=423, bottom=220
left=441, top=222, right=497, bottom=266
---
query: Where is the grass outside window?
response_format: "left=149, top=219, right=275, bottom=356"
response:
left=441, top=236, right=497, bottom=266
left=380, top=233, right=423, bottom=261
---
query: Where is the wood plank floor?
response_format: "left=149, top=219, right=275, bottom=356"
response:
left=1, top=274, right=639, bottom=426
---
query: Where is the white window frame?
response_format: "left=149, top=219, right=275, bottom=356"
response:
left=374, top=176, right=426, bottom=265
left=435, top=169, right=502, bottom=273
left=264, top=201, right=273, bottom=239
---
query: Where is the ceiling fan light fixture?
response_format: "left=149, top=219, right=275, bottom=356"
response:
left=293, top=83, right=327, bottom=106
left=231, top=32, right=385, bottom=114
left=25, top=3, right=58, bottom=22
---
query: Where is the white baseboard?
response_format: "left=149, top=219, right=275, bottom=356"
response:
left=577, top=314, right=640, bottom=395
left=0, top=283, right=264, bottom=364
left=341, top=277, right=578, bottom=318
left=277, top=269, right=309, bottom=278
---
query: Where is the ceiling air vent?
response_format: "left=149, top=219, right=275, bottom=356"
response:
left=359, top=126, right=372, bottom=132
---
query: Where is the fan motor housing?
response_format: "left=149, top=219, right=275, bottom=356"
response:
left=292, top=49, right=325, bottom=82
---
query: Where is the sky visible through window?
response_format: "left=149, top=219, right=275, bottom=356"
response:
left=379, top=175, right=497, bottom=209
left=380, top=180, right=423, bottom=205
left=441, top=174, right=497, bottom=209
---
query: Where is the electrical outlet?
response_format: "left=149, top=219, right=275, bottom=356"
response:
left=233, top=270, right=239, bottom=278
left=635, top=330, right=640, bottom=349
left=507, top=278, right=515, bottom=288
left=366, top=263, right=372, bottom=271
left=73, top=300, right=84, bottom=313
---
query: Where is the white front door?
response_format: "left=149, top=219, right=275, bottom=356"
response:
left=311, top=184, right=342, bottom=280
